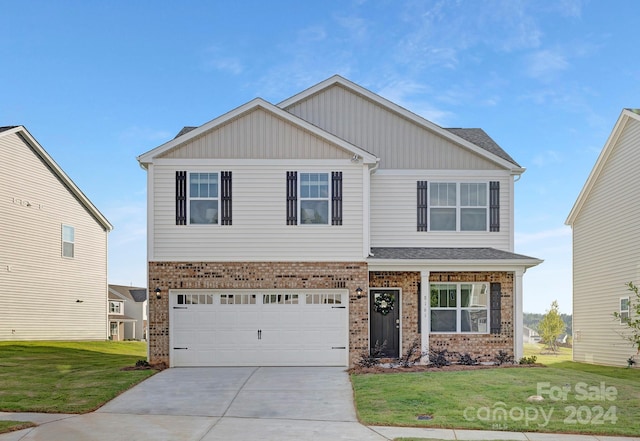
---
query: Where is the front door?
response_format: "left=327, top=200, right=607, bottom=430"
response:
left=370, top=289, right=400, bottom=358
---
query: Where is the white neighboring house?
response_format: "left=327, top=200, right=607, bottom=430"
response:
left=108, top=285, right=148, bottom=341
left=0, top=126, right=113, bottom=340
left=523, top=325, right=541, bottom=344
left=566, top=109, right=640, bottom=366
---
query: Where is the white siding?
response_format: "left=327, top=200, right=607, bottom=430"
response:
left=285, top=85, right=502, bottom=170
left=160, top=108, right=353, bottom=160
left=0, top=132, right=108, bottom=341
left=151, top=161, right=365, bottom=261
left=572, top=118, right=640, bottom=366
left=370, top=171, right=512, bottom=250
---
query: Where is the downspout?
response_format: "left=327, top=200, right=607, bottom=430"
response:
left=367, top=159, right=380, bottom=257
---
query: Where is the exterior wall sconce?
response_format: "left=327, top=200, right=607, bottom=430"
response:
left=356, top=287, right=363, bottom=299
left=154, top=287, right=162, bottom=300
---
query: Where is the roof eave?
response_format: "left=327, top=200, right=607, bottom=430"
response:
left=367, top=258, right=543, bottom=272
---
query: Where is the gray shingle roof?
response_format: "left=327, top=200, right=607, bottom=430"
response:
left=174, top=126, right=198, bottom=139
left=369, top=247, right=537, bottom=261
left=0, top=126, right=18, bottom=133
left=445, top=128, right=520, bottom=167
left=109, top=284, right=147, bottom=302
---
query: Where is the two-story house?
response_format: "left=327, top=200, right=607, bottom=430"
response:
left=137, top=76, right=541, bottom=367
left=108, top=284, right=148, bottom=341
left=1, top=126, right=112, bottom=340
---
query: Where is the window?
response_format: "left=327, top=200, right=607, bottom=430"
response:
left=286, top=171, right=342, bottom=225
left=109, top=301, right=122, bottom=314
left=62, top=225, right=74, bottom=258
left=430, top=283, right=489, bottom=333
left=300, top=173, right=329, bottom=224
left=263, top=294, right=299, bottom=304
left=620, top=297, right=630, bottom=323
left=189, top=172, right=219, bottom=224
left=429, top=183, right=488, bottom=231
left=110, top=322, right=118, bottom=337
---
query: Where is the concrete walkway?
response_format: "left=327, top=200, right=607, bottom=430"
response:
left=0, top=367, right=638, bottom=441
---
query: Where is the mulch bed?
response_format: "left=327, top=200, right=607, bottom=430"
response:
left=348, top=363, right=545, bottom=374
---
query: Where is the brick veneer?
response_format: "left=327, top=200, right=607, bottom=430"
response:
left=148, top=261, right=368, bottom=366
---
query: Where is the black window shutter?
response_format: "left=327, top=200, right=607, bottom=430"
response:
left=489, top=181, right=500, bottom=232
left=286, top=171, right=298, bottom=225
left=331, top=171, right=343, bottom=225
left=417, top=181, right=428, bottom=231
left=490, top=282, right=502, bottom=334
left=221, top=171, right=232, bottom=225
left=176, top=171, right=187, bottom=225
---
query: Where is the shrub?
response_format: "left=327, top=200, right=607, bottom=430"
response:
left=429, top=349, right=454, bottom=368
left=398, top=338, right=422, bottom=367
left=519, top=355, right=537, bottom=365
left=357, top=340, right=386, bottom=368
left=458, top=352, right=479, bottom=365
left=494, top=350, right=514, bottom=365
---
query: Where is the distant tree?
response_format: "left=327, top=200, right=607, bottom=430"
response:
left=613, top=282, right=640, bottom=363
left=538, top=300, right=566, bottom=352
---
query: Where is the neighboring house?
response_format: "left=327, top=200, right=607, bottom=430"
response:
left=108, top=285, right=148, bottom=341
left=137, top=75, right=542, bottom=367
left=523, top=325, right=541, bottom=344
left=0, top=126, right=112, bottom=340
left=566, top=108, right=640, bottom=366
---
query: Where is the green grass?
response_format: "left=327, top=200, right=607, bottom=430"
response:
left=352, top=362, right=640, bottom=436
left=523, top=343, right=572, bottom=365
left=0, top=341, right=154, bottom=414
left=0, top=421, right=36, bottom=433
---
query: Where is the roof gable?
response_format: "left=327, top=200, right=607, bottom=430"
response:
left=137, top=99, right=377, bottom=165
left=0, top=126, right=112, bottom=231
left=566, top=109, right=640, bottom=225
left=279, top=75, right=522, bottom=172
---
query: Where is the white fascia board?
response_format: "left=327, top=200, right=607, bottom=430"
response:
left=152, top=158, right=368, bottom=167
left=137, top=97, right=378, bottom=167
left=373, top=169, right=513, bottom=177
left=566, top=109, right=640, bottom=226
left=367, top=258, right=543, bottom=272
left=278, top=75, right=520, bottom=172
left=2, top=126, right=114, bottom=232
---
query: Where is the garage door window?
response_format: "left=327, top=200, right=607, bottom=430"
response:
left=177, top=293, right=215, bottom=305
left=221, top=294, right=256, bottom=304
left=263, top=294, right=299, bottom=304
left=306, top=293, right=342, bottom=304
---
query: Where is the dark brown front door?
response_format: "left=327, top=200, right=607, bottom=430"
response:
left=370, top=289, right=400, bottom=358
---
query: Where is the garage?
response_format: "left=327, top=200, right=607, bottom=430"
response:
left=170, top=289, right=349, bottom=367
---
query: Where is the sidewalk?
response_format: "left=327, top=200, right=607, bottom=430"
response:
left=369, top=425, right=640, bottom=441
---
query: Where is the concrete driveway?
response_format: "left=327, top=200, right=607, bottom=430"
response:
left=0, top=367, right=386, bottom=441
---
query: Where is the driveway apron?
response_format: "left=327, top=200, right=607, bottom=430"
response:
left=0, top=367, right=385, bottom=441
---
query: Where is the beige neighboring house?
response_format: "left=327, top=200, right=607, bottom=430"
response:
left=138, top=75, right=541, bottom=368
left=0, top=126, right=112, bottom=340
left=108, top=285, right=148, bottom=341
left=523, top=325, right=540, bottom=344
left=566, top=109, right=640, bottom=366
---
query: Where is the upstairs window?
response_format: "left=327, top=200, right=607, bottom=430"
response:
left=286, top=171, right=342, bottom=225
left=189, top=172, right=219, bottom=224
left=109, top=301, right=123, bottom=314
left=62, top=225, right=74, bottom=258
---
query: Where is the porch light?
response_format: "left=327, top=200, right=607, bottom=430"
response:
left=356, top=287, right=363, bottom=299
left=154, top=287, right=162, bottom=300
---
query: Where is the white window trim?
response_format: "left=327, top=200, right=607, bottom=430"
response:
left=109, top=301, right=123, bottom=314
left=187, top=171, right=220, bottom=226
left=429, top=282, right=490, bottom=334
left=428, top=182, right=489, bottom=232
left=61, top=224, right=75, bottom=258
left=620, top=296, right=630, bottom=324
left=298, top=171, right=331, bottom=226
left=110, top=322, right=119, bottom=336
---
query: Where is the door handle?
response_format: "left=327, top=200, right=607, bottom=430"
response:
left=258, top=329, right=262, bottom=340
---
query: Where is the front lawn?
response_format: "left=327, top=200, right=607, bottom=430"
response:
left=0, top=341, right=154, bottom=414
left=352, top=362, right=640, bottom=436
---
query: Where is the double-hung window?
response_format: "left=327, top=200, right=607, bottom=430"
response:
left=430, top=283, right=489, bottom=333
left=109, top=301, right=123, bottom=314
left=189, top=172, right=219, bottom=224
left=62, top=225, right=75, bottom=258
left=620, top=297, right=630, bottom=323
left=300, top=173, right=329, bottom=224
left=429, top=182, right=488, bottom=231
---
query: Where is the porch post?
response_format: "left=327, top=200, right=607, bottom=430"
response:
left=420, top=270, right=430, bottom=363
left=514, top=269, right=524, bottom=360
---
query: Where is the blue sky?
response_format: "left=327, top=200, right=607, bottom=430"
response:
left=2, top=0, right=638, bottom=313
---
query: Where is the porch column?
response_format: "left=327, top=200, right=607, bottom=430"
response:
left=420, top=270, right=430, bottom=363
left=514, top=269, right=524, bottom=360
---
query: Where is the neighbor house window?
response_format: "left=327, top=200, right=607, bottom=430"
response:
left=430, top=283, right=489, bottom=333
left=189, top=172, right=219, bottom=224
left=62, top=225, right=74, bottom=258
left=110, top=322, right=118, bottom=337
left=429, top=183, right=488, bottom=231
left=620, top=297, right=630, bottom=323
left=109, top=301, right=122, bottom=314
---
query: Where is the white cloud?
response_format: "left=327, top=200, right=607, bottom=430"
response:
left=526, top=49, right=570, bottom=80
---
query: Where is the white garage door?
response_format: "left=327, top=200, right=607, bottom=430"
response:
left=170, top=289, right=348, bottom=367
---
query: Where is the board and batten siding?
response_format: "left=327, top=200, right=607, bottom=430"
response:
left=284, top=85, right=501, bottom=170
left=150, top=161, right=365, bottom=261
left=572, top=118, right=640, bottom=366
left=159, top=108, right=353, bottom=161
left=0, top=132, right=108, bottom=341
left=370, top=172, right=512, bottom=250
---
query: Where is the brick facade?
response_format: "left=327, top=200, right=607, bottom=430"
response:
left=148, top=261, right=368, bottom=366
left=149, top=262, right=514, bottom=367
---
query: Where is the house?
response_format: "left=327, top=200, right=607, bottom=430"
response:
left=137, top=76, right=542, bottom=367
left=0, top=126, right=112, bottom=340
left=566, top=108, right=640, bottom=366
left=523, top=325, right=541, bottom=344
left=108, top=285, right=148, bottom=341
